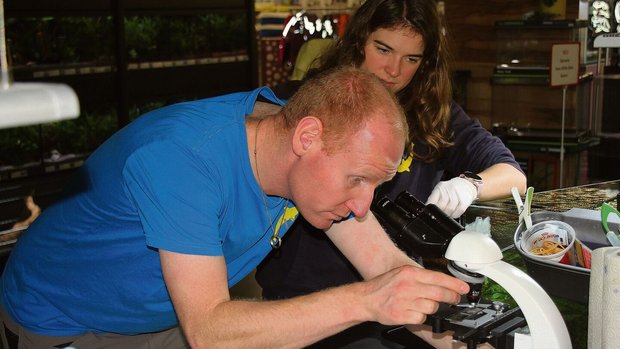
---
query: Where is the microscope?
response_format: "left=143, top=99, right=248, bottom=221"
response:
left=371, top=191, right=571, bottom=349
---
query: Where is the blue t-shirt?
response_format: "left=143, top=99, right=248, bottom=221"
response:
left=1, top=87, right=298, bottom=336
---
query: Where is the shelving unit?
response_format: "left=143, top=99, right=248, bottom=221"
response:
left=491, top=20, right=595, bottom=131
left=490, top=19, right=599, bottom=191
left=5, top=0, right=257, bottom=126
left=0, top=0, right=258, bottom=254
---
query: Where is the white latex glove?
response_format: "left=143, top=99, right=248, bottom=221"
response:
left=426, top=177, right=477, bottom=218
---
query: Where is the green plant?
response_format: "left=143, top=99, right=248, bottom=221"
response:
left=202, top=13, right=247, bottom=53
left=480, top=249, right=522, bottom=308
left=123, top=13, right=247, bottom=61
left=40, top=110, right=118, bottom=155
left=0, top=110, right=119, bottom=168
left=125, top=16, right=160, bottom=61
left=6, top=16, right=114, bottom=66
left=0, top=126, right=42, bottom=166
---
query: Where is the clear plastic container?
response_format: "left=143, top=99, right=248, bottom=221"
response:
left=519, top=220, right=575, bottom=263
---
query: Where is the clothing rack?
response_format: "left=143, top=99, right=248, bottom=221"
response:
left=255, top=0, right=360, bottom=15
left=254, top=1, right=358, bottom=87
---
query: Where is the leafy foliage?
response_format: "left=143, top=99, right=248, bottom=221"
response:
left=6, top=16, right=114, bottom=66
left=3, top=12, right=246, bottom=167
left=0, top=110, right=117, bottom=166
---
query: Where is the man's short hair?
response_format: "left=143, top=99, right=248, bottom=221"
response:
left=281, top=66, right=408, bottom=154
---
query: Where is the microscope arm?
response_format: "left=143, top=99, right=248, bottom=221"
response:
left=445, top=231, right=572, bottom=349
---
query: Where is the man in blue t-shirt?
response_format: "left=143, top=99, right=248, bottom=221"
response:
left=0, top=66, right=469, bottom=349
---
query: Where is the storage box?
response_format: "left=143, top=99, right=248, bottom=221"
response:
left=514, top=208, right=620, bottom=303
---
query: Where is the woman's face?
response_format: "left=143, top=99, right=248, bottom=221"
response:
left=360, top=26, right=425, bottom=93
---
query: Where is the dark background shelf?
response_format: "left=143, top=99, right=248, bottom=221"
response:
left=4, top=0, right=257, bottom=126
left=1, top=0, right=258, bottom=255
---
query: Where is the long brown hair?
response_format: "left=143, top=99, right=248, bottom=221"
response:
left=308, top=0, right=454, bottom=161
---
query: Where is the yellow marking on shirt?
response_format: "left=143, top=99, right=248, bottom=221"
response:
left=398, top=144, right=414, bottom=173
left=275, top=206, right=299, bottom=234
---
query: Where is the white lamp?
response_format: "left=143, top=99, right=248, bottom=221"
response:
left=0, top=0, right=80, bottom=130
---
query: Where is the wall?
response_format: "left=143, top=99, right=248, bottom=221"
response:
left=445, top=0, right=581, bottom=128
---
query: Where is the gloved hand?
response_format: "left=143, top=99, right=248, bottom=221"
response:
left=426, top=177, right=477, bottom=218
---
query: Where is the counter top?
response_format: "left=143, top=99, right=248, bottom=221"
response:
left=462, top=179, right=620, bottom=349
left=464, top=179, right=620, bottom=250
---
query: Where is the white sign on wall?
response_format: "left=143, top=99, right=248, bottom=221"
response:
left=550, top=42, right=581, bottom=87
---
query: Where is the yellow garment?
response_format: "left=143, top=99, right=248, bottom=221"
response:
left=290, top=38, right=335, bottom=81
left=397, top=143, right=414, bottom=173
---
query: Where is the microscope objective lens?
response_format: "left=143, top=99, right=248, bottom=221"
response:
left=466, top=282, right=483, bottom=304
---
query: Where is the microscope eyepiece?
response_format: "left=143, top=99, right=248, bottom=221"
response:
left=371, top=192, right=463, bottom=258
left=395, top=191, right=464, bottom=241
left=371, top=197, right=413, bottom=234
left=372, top=191, right=488, bottom=305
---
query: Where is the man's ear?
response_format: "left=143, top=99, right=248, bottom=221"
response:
left=292, top=116, right=323, bottom=156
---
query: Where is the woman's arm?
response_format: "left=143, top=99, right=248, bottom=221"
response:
left=477, top=162, right=526, bottom=200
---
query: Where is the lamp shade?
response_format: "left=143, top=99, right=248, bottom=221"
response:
left=593, top=33, right=620, bottom=48
left=0, top=82, right=80, bottom=129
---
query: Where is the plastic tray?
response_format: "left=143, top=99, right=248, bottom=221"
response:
left=514, top=208, right=620, bottom=303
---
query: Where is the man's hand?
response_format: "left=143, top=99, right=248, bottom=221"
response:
left=360, top=265, right=468, bottom=325
left=325, top=211, right=468, bottom=326
left=426, top=177, right=477, bottom=218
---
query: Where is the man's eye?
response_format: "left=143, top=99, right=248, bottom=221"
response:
left=351, top=177, right=365, bottom=185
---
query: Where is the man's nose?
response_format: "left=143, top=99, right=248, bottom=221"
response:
left=345, top=188, right=375, bottom=218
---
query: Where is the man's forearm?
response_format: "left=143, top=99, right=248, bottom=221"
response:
left=185, top=266, right=466, bottom=349
left=162, top=251, right=372, bottom=349
left=325, top=213, right=420, bottom=280
left=184, top=282, right=369, bottom=349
